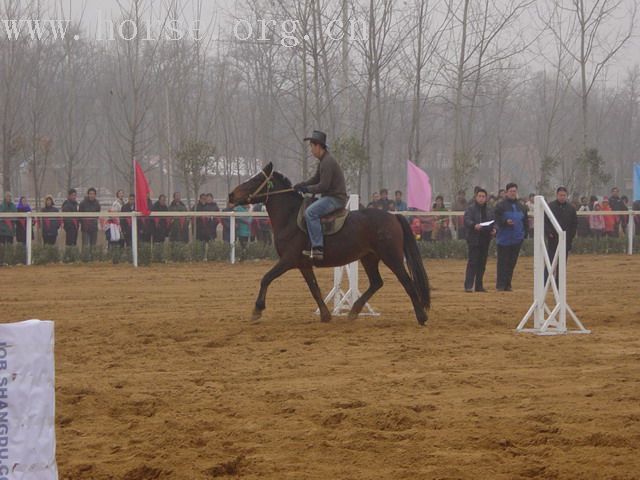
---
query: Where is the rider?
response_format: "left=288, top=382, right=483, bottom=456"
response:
left=294, top=130, right=347, bottom=261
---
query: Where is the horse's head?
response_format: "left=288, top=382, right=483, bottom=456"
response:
left=228, top=162, right=278, bottom=206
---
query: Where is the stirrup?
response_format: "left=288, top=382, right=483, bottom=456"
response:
left=303, top=248, right=324, bottom=260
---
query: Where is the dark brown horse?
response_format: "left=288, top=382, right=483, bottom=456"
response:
left=228, top=163, right=430, bottom=325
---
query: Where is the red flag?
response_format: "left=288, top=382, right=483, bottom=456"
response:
left=134, top=160, right=151, bottom=216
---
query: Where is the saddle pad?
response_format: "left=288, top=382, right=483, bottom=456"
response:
left=297, top=198, right=349, bottom=236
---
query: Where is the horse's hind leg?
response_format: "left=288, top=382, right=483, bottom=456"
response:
left=252, top=260, right=291, bottom=320
left=348, top=254, right=383, bottom=320
left=300, top=268, right=332, bottom=322
left=381, top=255, right=428, bottom=326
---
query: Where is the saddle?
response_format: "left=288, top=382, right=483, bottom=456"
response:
left=296, top=197, right=349, bottom=236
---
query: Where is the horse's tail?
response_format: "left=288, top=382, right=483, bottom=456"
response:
left=396, top=214, right=431, bottom=310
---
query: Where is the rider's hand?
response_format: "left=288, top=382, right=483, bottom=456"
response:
left=295, top=185, right=309, bottom=194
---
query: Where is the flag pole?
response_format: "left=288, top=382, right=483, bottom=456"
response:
left=132, top=159, right=138, bottom=268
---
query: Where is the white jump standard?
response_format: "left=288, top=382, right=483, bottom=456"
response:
left=517, top=195, right=590, bottom=335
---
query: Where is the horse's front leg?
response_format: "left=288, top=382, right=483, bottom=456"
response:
left=300, top=267, right=332, bottom=322
left=252, top=260, right=292, bottom=321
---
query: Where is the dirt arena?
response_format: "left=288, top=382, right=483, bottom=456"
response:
left=2, top=254, right=639, bottom=479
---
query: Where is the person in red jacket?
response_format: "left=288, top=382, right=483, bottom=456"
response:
left=601, top=198, right=617, bottom=237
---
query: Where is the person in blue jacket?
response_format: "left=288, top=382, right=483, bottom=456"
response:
left=233, top=204, right=251, bottom=249
left=494, top=182, right=528, bottom=291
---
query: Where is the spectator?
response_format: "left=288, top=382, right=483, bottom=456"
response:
left=588, top=195, right=598, bottom=211
left=120, top=194, right=137, bottom=247
left=168, top=192, right=189, bottom=243
left=633, top=199, right=640, bottom=236
left=41, top=195, right=60, bottom=246
left=544, top=187, right=578, bottom=287
left=151, top=195, right=169, bottom=244
left=138, top=193, right=154, bottom=243
left=620, top=195, right=630, bottom=235
left=410, top=216, right=422, bottom=240
left=15, top=196, right=33, bottom=244
left=601, top=198, right=617, bottom=238
left=194, top=194, right=210, bottom=243
left=252, top=203, right=272, bottom=245
left=62, top=189, right=79, bottom=247
left=494, top=182, right=527, bottom=292
left=222, top=202, right=233, bottom=243
left=589, top=202, right=605, bottom=238
left=452, top=190, right=467, bottom=241
left=79, top=187, right=101, bottom=252
left=420, top=215, right=434, bottom=242
left=432, top=195, right=450, bottom=241
left=105, top=209, right=122, bottom=250
left=111, top=189, right=125, bottom=212
left=498, top=189, right=506, bottom=201
left=367, top=192, right=381, bottom=209
left=379, top=189, right=395, bottom=211
left=577, top=196, right=591, bottom=237
left=525, top=193, right=536, bottom=237
left=0, top=192, right=16, bottom=245
left=394, top=190, right=407, bottom=212
left=233, top=203, right=251, bottom=249
left=463, top=188, right=495, bottom=293
left=608, top=187, right=626, bottom=234
left=205, top=193, right=220, bottom=241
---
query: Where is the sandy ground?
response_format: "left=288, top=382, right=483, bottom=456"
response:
left=1, top=254, right=640, bottom=480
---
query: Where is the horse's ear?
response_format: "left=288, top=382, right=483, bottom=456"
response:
left=263, top=162, right=273, bottom=175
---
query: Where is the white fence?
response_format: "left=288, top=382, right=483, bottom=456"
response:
left=0, top=208, right=637, bottom=266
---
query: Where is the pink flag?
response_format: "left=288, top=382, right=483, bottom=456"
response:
left=407, top=161, right=432, bottom=212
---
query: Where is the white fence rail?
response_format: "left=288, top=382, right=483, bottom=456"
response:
left=0, top=209, right=638, bottom=266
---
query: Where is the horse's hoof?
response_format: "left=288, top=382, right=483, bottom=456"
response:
left=347, top=312, right=358, bottom=321
left=251, top=309, right=262, bottom=321
left=320, top=313, right=332, bottom=323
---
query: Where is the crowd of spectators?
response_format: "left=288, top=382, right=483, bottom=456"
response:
left=0, top=185, right=638, bottom=254
left=0, top=188, right=274, bottom=253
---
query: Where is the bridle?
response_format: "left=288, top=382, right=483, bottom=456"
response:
left=246, top=170, right=294, bottom=204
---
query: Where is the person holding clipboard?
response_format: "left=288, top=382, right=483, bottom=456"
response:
left=463, top=188, right=496, bottom=292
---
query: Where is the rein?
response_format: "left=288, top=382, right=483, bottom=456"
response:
left=250, top=188, right=295, bottom=201
left=247, top=170, right=295, bottom=203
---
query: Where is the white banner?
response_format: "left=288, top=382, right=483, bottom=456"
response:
left=0, top=320, right=57, bottom=480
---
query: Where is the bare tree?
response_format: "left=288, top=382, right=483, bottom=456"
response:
left=548, top=0, right=637, bottom=192
left=104, top=0, right=170, bottom=190
left=446, top=0, right=535, bottom=196
left=0, top=0, right=31, bottom=192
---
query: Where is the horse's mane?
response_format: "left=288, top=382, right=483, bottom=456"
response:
left=273, top=170, right=293, bottom=188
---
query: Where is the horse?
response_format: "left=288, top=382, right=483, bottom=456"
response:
left=228, top=162, right=431, bottom=325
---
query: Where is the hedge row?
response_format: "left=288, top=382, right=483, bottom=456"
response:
left=0, top=236, right=636, bottom=266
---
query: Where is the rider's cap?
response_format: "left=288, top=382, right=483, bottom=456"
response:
left=304, top=130, right=328, bottom=148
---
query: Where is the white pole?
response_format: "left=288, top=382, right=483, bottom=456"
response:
left=26, top=212, right=32, bottom=266
left=230, top=213, right=236, bottom=264
left=628, top=211, right=634, bottom=255
left=348, top=194, right=359, bottom=305
left=131, top=213, right=138, bottom=267
left=558, top=229, right=567, bottom=331
left=533, top=196, right=545, bottom=329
